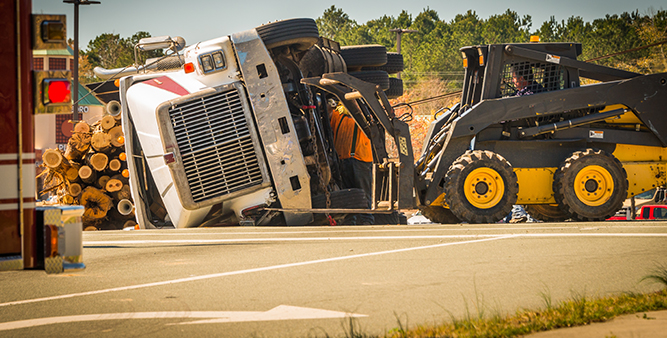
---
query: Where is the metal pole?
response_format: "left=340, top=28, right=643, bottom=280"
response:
left=64, top=0, right=100, bottom=124
left=72, top=1, right=79, bottom=122
left=389, top=28, right=416, bottom=79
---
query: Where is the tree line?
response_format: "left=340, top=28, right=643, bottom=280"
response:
left=78, top=7, right=666, bottom=87
left=316, top=6, right=667, bottom=86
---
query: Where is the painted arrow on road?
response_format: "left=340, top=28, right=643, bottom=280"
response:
left=0, top=305, right=367, bottom=331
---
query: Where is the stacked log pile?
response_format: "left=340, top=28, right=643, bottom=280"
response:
left=38, top=115, right=136, bottom=230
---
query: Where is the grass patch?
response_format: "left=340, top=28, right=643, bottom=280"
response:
left=393, top=289, right=667, bottom=338
left=332, top=266, right=667, bottom=338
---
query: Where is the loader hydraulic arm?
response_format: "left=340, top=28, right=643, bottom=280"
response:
left=302, top=72, right=416, bottom=209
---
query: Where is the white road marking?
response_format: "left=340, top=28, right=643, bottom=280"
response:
left=83, top=232, right=667, bottom=246
left=83, top=234, right=501, bottom=245
left=0, top=305, right=366, bottom=331
left=0, top=235, right=517, bottom=308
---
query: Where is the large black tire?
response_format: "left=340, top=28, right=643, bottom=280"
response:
left=385, top=77, right=403, bottom=99
left=255, top=18, right=319, bottom=51
left=340, top=45, right=387, bottom=70
left=553, top=149, right=628, bottom=221
left=299, top=45, right=346, bottom=77
left=362, top=52, right=404, bottom=74
left=348, top=70, right=390, bottom=90
left=420, top=205, right=460, bottom=224
left=524, top=204, right=569, bottom=222
left=444, top=150, right=518, bottom=224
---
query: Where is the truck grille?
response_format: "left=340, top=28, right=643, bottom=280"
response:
left=169, top=89, right=263, bottom=203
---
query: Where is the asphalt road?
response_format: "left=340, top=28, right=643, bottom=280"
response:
left=1, top=221, right=667, bottom=337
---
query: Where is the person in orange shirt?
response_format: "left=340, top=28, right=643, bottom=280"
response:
left=329, top=99, right=374, bottom=225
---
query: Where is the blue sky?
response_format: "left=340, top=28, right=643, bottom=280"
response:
left=33, top=0, right=664, bottom=50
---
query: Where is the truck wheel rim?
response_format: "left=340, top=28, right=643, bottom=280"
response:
left=574, top=165, right=614, bottom=206
left=464, top=168, right=504, bottom=209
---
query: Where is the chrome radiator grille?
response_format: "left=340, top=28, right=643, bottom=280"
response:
left=169, top=89, right=263, bottom=203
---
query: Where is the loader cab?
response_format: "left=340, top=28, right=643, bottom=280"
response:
left=460, top=42, right=583, bottom=106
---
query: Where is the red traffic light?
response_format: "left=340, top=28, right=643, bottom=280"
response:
left=43, top=78, right=71, bottom=104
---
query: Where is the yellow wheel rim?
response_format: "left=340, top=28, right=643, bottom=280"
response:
left=464, top=167, right=505, bottom=209
left=574, top=165, right=614, bottom=206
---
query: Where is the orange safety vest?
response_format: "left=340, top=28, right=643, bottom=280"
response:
left=330, top=104, right=373, bottom=162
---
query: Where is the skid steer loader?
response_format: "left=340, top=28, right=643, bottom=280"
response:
left=415, top=41, right=667, bottom=223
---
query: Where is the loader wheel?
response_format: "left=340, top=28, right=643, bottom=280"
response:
left=420, top=205, right=459, bottom=224
left=348, top=71, right=390, bottom=90
left=553, top=149, right=628, bottom=221
left=444, top=150, right=518, bottom=223
left=340, top=45, right=387, bottom=71
left=255, top=18, right=320, bottom=51
left=524, top=204, right=569, bottom=222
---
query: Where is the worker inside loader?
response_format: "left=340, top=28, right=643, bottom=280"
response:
left=511, top=62, right=544, bottom=96
left=329, top=99, right=375, bottom=225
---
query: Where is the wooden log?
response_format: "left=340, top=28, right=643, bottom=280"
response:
left=80, top=186, right=113, bottom=220
left=73, top=121, right=91, bottom=133
left=61, top=194, right=75, bottom=204
left=68, top=183, right=82, bottom=197
left=100, top=115, right=116, bottom=131
left=91, top=131, right=111, bottom=153
left=108, top=126, right=124, bottom=147
left=87, top=152, right=108, bottom=171
left=42, top=149, right=63, bottom=169
left=97, top=175, right=110, bottom=190
left=64, top=163, right=81, bottom=182
left=108, top=158, right=122, bottom=172
left=64, top=132, right=91, bottom=161
left=113, top=185, right=132, bottom=201
left=78, top=165, right=97, bottom=184
left=106, top=175, right=126, bottom=192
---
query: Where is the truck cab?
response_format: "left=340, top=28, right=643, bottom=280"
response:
left=105, top=19, right=409, bottom=228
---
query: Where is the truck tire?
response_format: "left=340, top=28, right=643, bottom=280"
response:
left=385, top=77, right=403, bottom=99
left=348, top=70, right=390, bottom=90
left=420, top=205, right=459, bottom=224
left=255, top=18, right=320, bottom=51
left=340, top=45, right=387, bottom=71
left=299, top=45, right=346, bottom=77
left=524, top=204, right=569, bottom=222
left=362, top=52, right=404, bottom=74
left=444, top=150, right=518, bottom=224
left=553, top=148, right=628, bottom=221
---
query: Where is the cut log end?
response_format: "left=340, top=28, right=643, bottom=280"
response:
left=42, top=149, right=63, bottom=168
left=74, top=121, right=91, bottom=133
left=106, top=178, right=123, bottom=192
left=101, top=115, right=117, bottom=131
left=69, top=183, right=82, bottom=197
left=80, top=186, right=113, bottom=219
left=109, top=126, right=125, bottom=147
left=108, top=159, right=122, bottom=172
left=89, top=153, right=109, bottom=171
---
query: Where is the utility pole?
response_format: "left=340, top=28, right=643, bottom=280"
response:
left=63, top=0, right=100, bottom=123
left=389, top=28, right=417, bottom=79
